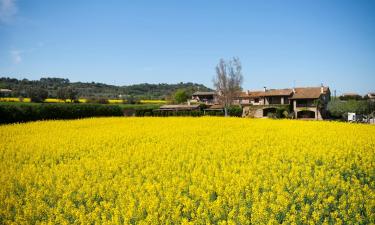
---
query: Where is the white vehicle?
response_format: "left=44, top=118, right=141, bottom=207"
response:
left=348, top=112, right=356, bottom=122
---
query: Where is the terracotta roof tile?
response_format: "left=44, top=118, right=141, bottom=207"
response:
left=208, top=104, right=224, bottom=109
left=192, top=91, right=216, bottom=96
left=248, top=91, right=265, bottom=98
left=290, top=87, right=329, bottom=99
left=263, top=89, right=293, bottom=96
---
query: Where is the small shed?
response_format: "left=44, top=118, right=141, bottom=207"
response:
left=158, top=104, right=200, bottom=111
left=0, top=89, right=12, bottom=97
left=203, top=104, right=224, bottom=114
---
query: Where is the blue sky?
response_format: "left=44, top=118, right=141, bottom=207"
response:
left=0, top=0, right=374, bottom=94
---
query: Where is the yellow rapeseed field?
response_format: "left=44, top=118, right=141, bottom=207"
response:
left=0, top=117, right=374, bottom=224
left=0, top=98, right=167, bottom=104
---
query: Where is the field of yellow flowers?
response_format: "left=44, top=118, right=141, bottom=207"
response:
left=0, top=97, right=167, bottom=104
left=0, top=117, right=374, bottom=224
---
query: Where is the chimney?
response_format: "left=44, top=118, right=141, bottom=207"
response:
left=246, top=90, right=250, bottom=95
left=292, top=88, right=295, bottom=93
left=320, top=83, right=324, bottom=94
left=263, top=86, right=267, bottom=92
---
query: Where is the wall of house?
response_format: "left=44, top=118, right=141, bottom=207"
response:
left=248, top=98, right=264, bottom=105
left=294, top=107, right=322, bottom=120
left=240, top=99, right=250, bottom=104
left=292, top=99, right=322, bottom=120
left=242, top=106, right=264, bottom=118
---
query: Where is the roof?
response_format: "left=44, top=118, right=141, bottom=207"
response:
left=239, top=89, right=293, bottom=98
left=159, top=104, right=200, bottom=110
left=0, top=89, right=12, bottom=92
left=290, top=87, right=330, bottom=99
left=236, top=92, right=250, bottom=98
left=247, top=91, right=265, bottom=98
left=192, top=91, right=216, bottom=96
left=262, top=89, right=293, bottom=97
left=204, top=104, right=224, bottom=111
left=342, top=93, right=360, bottom=96
left=208, top=104, right=224, bottom=109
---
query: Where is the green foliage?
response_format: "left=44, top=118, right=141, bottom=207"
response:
left=198, top=104, right=208, bottom=110
left=227, top=106, right=242, bottom=117
left=267, top=112, right=276, bottom=118
left=328, top=100, right=373, bottom=119
left=86, top=97, right=109, bottom=104
left=275, top=107, right=290, bottom=119
left=118, top=104, right=161, bottom=110
left=57, top=87, right=79, bottom=101
left=27, top=87, right=48, bottom=103
left=134, top=109, right=154, bottom=117
left=0, top=104, right=123, bottom=124
left=123, top=95, right=140, bottom=104
left=135, top=109, right=203, bottom=117
left=204, top=110, right=225, bottom=116
left=173, top=89, right=189, bottom=104
left=339, top=95, right=363, bottom=101
left=0, top=77, right=213, bottom=100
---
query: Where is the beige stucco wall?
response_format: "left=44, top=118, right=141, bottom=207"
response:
left=242, top=106, right=263, bottom=118
left=294, top=107, right=322, bottom=120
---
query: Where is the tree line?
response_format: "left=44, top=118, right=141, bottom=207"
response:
left=0, top=77, right=213, bottom=101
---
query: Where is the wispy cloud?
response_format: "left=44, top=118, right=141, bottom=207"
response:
left=0, top=0, right=17, bottom=23
left=10, top=50, right=22, bottom=64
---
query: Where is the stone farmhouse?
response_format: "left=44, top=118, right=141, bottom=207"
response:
left=191, top=91, right=217, bottom=105
left=192, top=85, right=331, bottom=120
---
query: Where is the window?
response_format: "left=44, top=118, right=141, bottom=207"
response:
left=254, top=98, right=259, bottom=103
left=269, top=97, right=281, bottom=104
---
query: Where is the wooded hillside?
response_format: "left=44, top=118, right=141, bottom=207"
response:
left=0, top=77, right=213, bottom=100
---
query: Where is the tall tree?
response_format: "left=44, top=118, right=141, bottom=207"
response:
left=57, top=87, right=67, bottom=102
left=28, top=87, right=48, bottom=103
left=213, top=57, right=243, bottom=116
left=173, top=89, right=189, bottom=104
left=57, top=87, right=78, bottom=102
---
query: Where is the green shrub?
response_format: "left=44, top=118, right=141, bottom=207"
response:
left=149, top=110, right=203, bottom=117
left=28, top=88, right=48, bottom=103
left=267, top=112, right=276, bottom=118
left=86, top=97, right=109, bottom=104
left=227, top=106, right=242, bottom=117
left=328, top=100, right=373, bottom=119
left=135, top=109, right=154, bottom=117
left=0, top=104, right=123, bottom=124
left=205, top=110, right=224, bottom=116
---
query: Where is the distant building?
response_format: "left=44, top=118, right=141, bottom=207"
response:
left=163, top=85, right=331, bottom=120
left=158, top=104, right=200, bottom=111
left=339, top=93, right=362, bottom=101
left=241, top=85, right=331, bottom=120
left=191, top=91, right=217, bottom=105
left=290, top=86, right=331, bottom=119
left=0, top=89, right=12, bottom=97
left=367, top=93, right=375, bottom=102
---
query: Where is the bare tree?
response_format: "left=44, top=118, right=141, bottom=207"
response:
left=213, top=57, right=243, bottom=116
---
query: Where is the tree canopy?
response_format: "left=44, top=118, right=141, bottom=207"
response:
left=0, top=77, right=213, bottom=100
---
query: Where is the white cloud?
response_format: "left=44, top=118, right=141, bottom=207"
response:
left=10, top=50, right=21, bottom=64
left=0, top=0, right=17, bottom=23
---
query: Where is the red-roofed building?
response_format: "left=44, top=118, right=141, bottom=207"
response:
left=241, top=85, right=330, bottom=119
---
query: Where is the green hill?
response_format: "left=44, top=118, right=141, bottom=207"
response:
left=0, top=77, right=213, bottom=100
